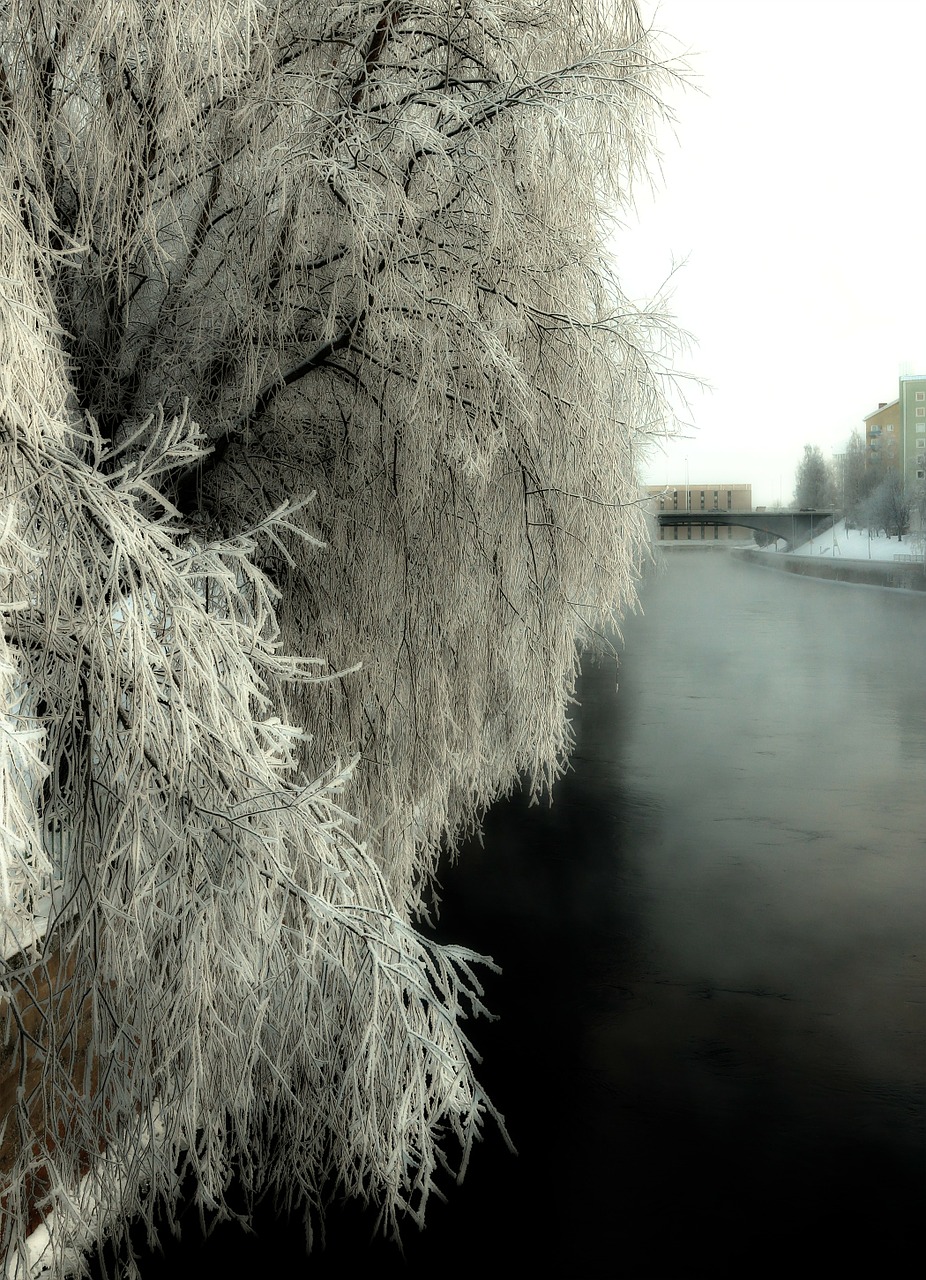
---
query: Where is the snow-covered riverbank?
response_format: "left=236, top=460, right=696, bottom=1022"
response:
left=758, top=518, right=925, bottom=563
left=739, top=519, right=926, bottom=592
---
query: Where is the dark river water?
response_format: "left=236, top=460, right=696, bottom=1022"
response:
left=98, top=550, right=924, bottom=1278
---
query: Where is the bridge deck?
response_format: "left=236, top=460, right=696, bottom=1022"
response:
left=655, top=509, right=838, bottom=549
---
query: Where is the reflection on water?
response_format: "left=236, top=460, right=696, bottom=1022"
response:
left=102, top=553, right=924, bottom=1278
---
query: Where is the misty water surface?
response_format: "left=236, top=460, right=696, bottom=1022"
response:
left=607, top=550, right=924, bottom=1121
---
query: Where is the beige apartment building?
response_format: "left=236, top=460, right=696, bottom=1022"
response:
left=901, top=374, right=926, bottom=485
left=864, top=373, right=926, bottom=486
left=864, top=400, right=901, bottom=471
left=645, top=483, right=753, bottom=541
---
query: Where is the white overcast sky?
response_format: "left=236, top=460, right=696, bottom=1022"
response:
left=611, top=0, right=926, bottom=507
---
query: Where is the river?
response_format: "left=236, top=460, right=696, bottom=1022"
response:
left=96, top=550, right=924, bottom=1277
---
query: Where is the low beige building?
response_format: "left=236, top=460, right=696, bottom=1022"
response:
left=645, top=483, right=753, bottom=541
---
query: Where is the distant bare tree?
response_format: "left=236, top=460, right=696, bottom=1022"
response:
left=1, top=1, right=677, bottom=1271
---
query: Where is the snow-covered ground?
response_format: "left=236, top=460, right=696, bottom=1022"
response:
left=757, top=518, right=926, bottom=562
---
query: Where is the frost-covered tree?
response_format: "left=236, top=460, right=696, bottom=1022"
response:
left=862, top=468, right=911, bottom=540
left=839, top=429, right=877, bottom=528
left=793, top=444, right=831, bottom=510
left=910, top=477, right=926, bottom=536
left=1, top=2, right=676, bottom=1272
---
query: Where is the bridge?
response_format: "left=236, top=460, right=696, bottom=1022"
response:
left=656, top=508, right=839, bottom=550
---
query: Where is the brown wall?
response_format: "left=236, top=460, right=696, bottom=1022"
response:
left=1, top=947, right=98, bottom=1241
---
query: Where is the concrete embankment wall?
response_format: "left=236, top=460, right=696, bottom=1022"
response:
left=735, top=547, right=926, bottom=592
left=655, top=540, right=756, bottom=553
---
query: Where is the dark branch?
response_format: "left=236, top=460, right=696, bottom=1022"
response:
left=169, top=321, right=360, bottom=518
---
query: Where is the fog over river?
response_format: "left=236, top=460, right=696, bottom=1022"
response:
left=107, top=550, right=924, bottom=1278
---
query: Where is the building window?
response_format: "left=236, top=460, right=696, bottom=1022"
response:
left=886, top=423, right=895, bottom=431
left=917, top=392, right=925, bottom=400
left=916, top=408, right=925, bottom=417
left=727, top=490, right=733, bottom=510
left=917, top=422, right=926, bottom=432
